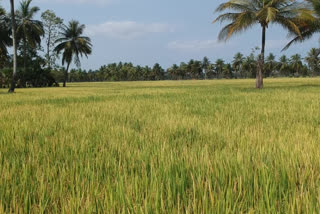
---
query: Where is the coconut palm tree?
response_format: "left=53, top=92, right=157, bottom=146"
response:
left=232, top=52, right=244, bottom=78
left=305, top=48, right=320, bottom=76
left=278, top=55, right=290, bottom=76
left=16, top=0, right=44, bottom=78
left=54, top=20, right=92, bottom=87
left=0, top=6, right=12, bottom=57
left=8, top=0, right=17, bottom=93
left=215, top=59, right=225, bottom=79
left=214, top=0, right=314, bottom=88
left=242, top=53, right=257, bottom=78
left=284, top=0, right=320, bottom=50
left=290, top=54, right=303, bottom=75
left=202, top=56, right=210, bottom=79
left=265, top=53, right=277, bottom=77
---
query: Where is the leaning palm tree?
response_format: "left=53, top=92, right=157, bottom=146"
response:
left=213, top=0, right=315, bottom=88
left=16, top=0, right=44, bottom=77
left=8, top=0, right=18, bottom=93
left=54, top=20, right=92, bottom=87
left=284, top=0, right=320, bottom=51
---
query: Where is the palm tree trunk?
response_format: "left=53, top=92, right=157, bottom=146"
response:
left=256, top=26, right=266, bottom=89
left=47, top=31, right=51, bottom=69
left=23, top=38, right=27, bottom=87
left=8, top=0, right=17, bottom=93
left=63, top=62, right=70, bottom=87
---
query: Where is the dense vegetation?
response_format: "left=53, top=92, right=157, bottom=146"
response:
left=64, top=50, right=320, bottom=82
left=0, top=0, right=91, bottom=90
left=1, top=79, right=320, bottom=213
left=1, top=0, right=320, bottom=89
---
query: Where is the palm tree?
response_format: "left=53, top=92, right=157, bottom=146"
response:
left=215, top=59, right=225, bottom=79
left=54, top=20, right=92, bottom=87
left=305, top=48, right=320, bottom=76
left=242, top=53, right=257, bottom=78
left=16, top=0, right=44, bottom=78
left=214, top=0, right=314, bottom=88
left=232, top=52, right=244, bottom=78
left=290, top=54, right=303, bottom=75
left=8, top=0, right=18, bottom=93
left=0, top=6, right=12, bottom=57
left=202, top=56, right=210, bottom=79
left=265, top=53, right=277, bottom=77
left=284, top=0, right=320, bottom=50
left=278, top=55, right=290, bottom=76
left=223, top=63, right=233, bottom=79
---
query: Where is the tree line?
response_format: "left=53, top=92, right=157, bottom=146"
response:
left=50, top=49, right=318, bottom=83
left=1, top=0, right=320, bottom=90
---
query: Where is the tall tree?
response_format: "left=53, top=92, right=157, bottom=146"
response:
left=0, top=6, right=12, bottom=58
left=214, top=0, right=314, bottom=88
left=8, top=0, right=17, bottom=93
left=16, top=0, right=44, bottom=78
left=54, top=20, right=92, bottom=87
left=41, top=10, right=63, bottom=69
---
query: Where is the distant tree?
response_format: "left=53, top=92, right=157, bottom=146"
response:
left=278, top=55, right=290, bottom=76
left=215, top=59, right=225, bottom=79
left=178, top=62, right=188, bottom=80
left=16, top=0, right=44, bottom=79
left=232, top=52, right=244, bottom=78
left=265, top=53, right=277, bottom=77
left=202, top=56, right=210, bottom=79
left=54, top=20, right=92, bottom=87
left=8, top=0, right=18, bottom=93
left=168, top=64, right=179, bottom=80
left=41, top=10, right=63, bottom=69
left=305, top=48, right=320, bottom=76
left=290, top=54, right=304, bottom=76
left=206, top=63, right=215, bottom=79
left=152, top=63, right=164, bottom=80
left=214, top=0, right=314, bottom=88
left=242, top=53, right=257, bottom=78
left=223, top=63, right=233, bottom=79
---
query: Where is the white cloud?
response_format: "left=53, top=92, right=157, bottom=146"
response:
left=86, top=21, right=174, bottom=39
left=167, top=40, right=227, bottom=51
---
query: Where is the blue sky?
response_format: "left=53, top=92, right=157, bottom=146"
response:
left=2, top=0, right=319, bottom=70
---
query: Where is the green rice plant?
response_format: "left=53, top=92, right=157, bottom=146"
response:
left=0, top=78, right=320, bottom=213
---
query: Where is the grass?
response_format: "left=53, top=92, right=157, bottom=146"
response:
left=0, top=78, right=320, bottom=213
